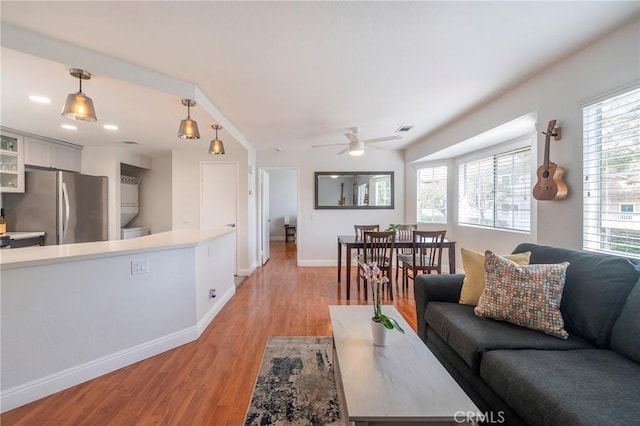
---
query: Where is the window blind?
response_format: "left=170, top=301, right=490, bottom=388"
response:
left=416, top=165, right=447, bottom=223
left=583, top=87, right=640, bottom=257
left=458, top=147, right=531, bottom=231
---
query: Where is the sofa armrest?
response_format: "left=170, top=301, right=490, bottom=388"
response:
left=414, top=273, right=465, bottom=342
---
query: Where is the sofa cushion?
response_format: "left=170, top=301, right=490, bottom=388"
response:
left=610, top=280, right=640, bottom=363
left=458, top=248, right=531, bottom=306
left=425, top=302, right=594, bottom=372
left=481, top=349, right=640, bottom=426
left=513, top=243, right=640, bottom=347
left=475, top=251, right=569, bottom=339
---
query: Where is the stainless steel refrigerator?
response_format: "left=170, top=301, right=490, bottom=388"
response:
left=3, top=170, right=108, bottom=245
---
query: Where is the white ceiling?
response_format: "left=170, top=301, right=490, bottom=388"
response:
left=1, top=2, right=638, bottom=157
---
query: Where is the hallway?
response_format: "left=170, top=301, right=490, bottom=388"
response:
left=2, top=241, right=418, bottom=425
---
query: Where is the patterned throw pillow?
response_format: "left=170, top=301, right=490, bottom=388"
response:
left=475, top=250, right=570, bottom=339
left=459, top=248, right=531, bottom=306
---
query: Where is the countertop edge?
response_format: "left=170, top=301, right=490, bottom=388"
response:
left=0, top=228, right=235, bottom=270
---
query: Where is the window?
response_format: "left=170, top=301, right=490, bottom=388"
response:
left=458, top=147, right=531, bottom=231
left=583, top=87, right=640, bottom=257
left=416, top=165, right=447, bottom=223
left=373, top=177, right=391, bottom=206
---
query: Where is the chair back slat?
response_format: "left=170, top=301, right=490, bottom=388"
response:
left=362, top=231, right=395, bottom=266
left=412, top=230, right=446, bottom=268
left=396, top=224, right=417, bottom=254
left=354, top=224, right=380, bottom=240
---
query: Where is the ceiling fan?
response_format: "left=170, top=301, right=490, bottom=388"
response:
left=312, top=127, right=401, bottom=156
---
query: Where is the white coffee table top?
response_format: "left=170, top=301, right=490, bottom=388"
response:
left=329, top=305, right=480, bottom=424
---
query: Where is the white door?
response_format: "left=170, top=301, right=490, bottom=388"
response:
left=261, top=169, right=270, bottom=265
left=201, top=163, right=238, bottom=271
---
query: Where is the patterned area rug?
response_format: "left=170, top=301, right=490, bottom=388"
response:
left=244, top=337, right=341, bottom=425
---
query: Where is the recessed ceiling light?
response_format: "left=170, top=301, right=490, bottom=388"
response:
left=61, top=124, right=77, bottom=130
left=103, top=124, right=118, bottom=131
left=29, top=95, right=52, bottom=104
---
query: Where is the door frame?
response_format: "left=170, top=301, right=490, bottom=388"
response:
left=258, top=166, right=300, bottom=266
left=200, top=161, right=240, bottom=276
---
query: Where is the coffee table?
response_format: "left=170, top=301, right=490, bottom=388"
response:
left=329, top=305, right=480, bottom=425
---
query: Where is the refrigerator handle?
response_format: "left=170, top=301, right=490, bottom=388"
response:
left=62, top=182, right=70, bottom=242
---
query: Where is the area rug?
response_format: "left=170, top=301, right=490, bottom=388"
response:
left=244, top=336, right=341, bottom=425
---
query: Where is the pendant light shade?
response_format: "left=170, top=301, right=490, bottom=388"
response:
left=61, top=69, right=97, bottom=122
left=178, top=99, right=200, bottom=139
left=209, top=125, right=225, bottom=155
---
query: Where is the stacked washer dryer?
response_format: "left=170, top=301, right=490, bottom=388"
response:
left=120, top=175, right=150, bottom=239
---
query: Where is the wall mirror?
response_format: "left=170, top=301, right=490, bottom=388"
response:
left=314, top=171, right=394, bottom=209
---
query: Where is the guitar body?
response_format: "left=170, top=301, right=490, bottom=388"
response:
left=533, top=119, right=568, bottom=201
left=533, top=161, right=568, bottom=200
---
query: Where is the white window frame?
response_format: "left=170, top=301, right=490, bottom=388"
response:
left=583, top=86, right=640, bottom=258
left=416, top=164, right=448, bottom=224
left=457, top=138, right=532, bottom=233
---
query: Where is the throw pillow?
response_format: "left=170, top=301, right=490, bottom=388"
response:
left=475, top=250, right=570, bottom=339
left=459, top=248, right=531, bottom=306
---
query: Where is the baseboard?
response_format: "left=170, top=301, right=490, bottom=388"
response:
left=270, top=236, right=285, bottom=241
left=0, top=327, right=199, bottom=413
left=197, top=285, right=235, bottom=335
left=238, top=261, right=257, bottom=277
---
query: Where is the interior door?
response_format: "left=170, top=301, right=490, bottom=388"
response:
left=261, top=169, right=270, bottom=265
left=201, top=162, right=238, bottom=273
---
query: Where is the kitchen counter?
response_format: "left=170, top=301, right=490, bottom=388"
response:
left=0, top=228, right=234, bottom=269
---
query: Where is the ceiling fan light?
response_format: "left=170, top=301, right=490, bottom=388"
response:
left=348, top=141, right=365, bottom=156
left=61, top=69, right=97, bottom=122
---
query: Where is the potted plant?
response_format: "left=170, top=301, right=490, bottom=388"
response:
left=362, top=262, right=405, bottom=346
left=386, top=224, right=402, bottom=231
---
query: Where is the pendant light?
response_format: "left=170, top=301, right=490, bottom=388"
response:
left=178, top=99, right=200, bottom=139
left=61, top=68, right=97, bottom=122
left=209, top=125, right=225, bottom=155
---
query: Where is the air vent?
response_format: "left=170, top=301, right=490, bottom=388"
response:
left=122, top=140, right=139, bottom=145
left=396, top=126, right=413, bottom=133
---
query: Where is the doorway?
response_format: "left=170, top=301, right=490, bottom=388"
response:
left=259, top=167, right=299, bottom=267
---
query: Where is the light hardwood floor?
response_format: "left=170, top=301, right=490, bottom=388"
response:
left=2, top=241, right=418, bottom=425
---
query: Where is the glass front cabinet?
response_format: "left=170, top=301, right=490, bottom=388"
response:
left=0, top=131, right=25, bottom=193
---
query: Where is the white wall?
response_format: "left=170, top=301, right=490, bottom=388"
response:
left=132, top=153, right=172, bottom=234
left=171, top=146, right=256, bottom=275
left=257, top=148, right=405, bottom=265
left=405, top=19, right=640, bottom=266
left=268, top=169, right=297, bottom=240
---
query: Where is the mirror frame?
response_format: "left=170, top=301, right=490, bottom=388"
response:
left=314, top=171, right=394, bottom=210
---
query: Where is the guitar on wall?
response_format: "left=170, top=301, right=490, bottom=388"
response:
left=533, top=119, right=568, bottom=201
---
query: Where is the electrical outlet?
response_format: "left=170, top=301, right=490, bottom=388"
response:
left=209, top=289, right=216, bottom=299
left=131, top=259, right=149, bottom=275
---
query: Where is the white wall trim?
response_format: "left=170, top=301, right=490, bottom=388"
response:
left=196, top=286, right=236, bottom=335
left=270, top=236, right=286, bottom=241
left=238, top=261, right=257, bottom=276
left=0, top=327, right=198, bottom=413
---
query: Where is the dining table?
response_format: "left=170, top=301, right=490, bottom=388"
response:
left=337, top=235, right=457, bottom=300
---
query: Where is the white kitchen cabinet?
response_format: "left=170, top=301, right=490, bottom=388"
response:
left=0, top=131, right=25, bottom=193
left=25, top=136, right=82, bottom=172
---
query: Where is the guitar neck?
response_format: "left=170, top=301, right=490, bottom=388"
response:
left=543, top=135, right=551, bottom=170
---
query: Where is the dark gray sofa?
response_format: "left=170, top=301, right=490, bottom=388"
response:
left=415, top=243, right=640, bottom=425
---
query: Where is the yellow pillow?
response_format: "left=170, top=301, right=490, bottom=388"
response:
left=458, top=248, right=531, bottom=306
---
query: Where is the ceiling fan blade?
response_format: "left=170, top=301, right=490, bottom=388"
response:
left=336, top=147, right=349, bottom=155
left=312, top=143, right=348, bottom=148
left=345, top=132, right=359, bottom=143
left=363, top=135, right=402, bottom=144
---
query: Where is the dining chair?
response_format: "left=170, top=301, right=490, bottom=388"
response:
left=353, top=224, right=380, bottom=261
left=394, top=224, right=417, bottom=283
left=398, top=230, right=446, bottom=291
left=357, top=230, right=395, bottom=300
